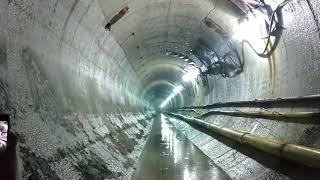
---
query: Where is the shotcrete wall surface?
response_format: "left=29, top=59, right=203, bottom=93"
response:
left=1, top=0, right=154, bottom=179
left=1, top=0, right=320, bottom=179
left=170, top=0, right=320, bottom=179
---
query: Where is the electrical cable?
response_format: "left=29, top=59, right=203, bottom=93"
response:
left=242, top=0, right=293, bottom=57
left=202, top=41, right=243, bottom=78
left=191, top=0, right=292, bottom=80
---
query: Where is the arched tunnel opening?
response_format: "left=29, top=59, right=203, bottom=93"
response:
left=1, top=0, right=320, bottom=179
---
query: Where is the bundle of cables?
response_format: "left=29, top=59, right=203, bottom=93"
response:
left=204, top=41, right=244, bottom=78
left=243, top=0, right=293, bottom=57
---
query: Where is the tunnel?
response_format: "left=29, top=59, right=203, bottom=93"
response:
left=1, top=0, right=320, bottom=179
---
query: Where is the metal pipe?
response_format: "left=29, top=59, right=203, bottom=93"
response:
left=169, top=94, right=320, bottom=110
left=165, top=112, right=320, bottom=168
left=197, top=110, right=320, bottom=123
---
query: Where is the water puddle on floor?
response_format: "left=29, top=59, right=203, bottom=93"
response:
left=132, top=114, right=231, bottom=180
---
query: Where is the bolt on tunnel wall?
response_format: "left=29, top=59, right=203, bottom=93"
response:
left=1, top=0, right=320, bottom=179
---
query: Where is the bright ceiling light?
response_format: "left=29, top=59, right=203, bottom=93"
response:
left=232, top=18, right=255, bottom=41
left=232, top=11, right=267, bottom=41
left=182, top=68, right=199, bottom=82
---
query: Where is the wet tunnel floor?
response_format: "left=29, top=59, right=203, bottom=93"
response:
left=132, top=114, right=231, bottom=180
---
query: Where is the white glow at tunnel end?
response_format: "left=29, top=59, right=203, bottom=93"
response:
left=160, top=68, right=200, bottom=109
left=160, top=87, right=183, bottom=108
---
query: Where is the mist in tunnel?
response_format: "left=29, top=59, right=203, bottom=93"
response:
left=1, top=0, right=320, bottom=179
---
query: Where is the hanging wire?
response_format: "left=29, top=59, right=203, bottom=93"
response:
left=242, top=0, right=293, bottom=57
left=199, top=40, right=244, bottom=78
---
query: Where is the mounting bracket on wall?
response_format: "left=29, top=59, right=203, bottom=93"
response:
left=105, top=6, right=129, bottom=31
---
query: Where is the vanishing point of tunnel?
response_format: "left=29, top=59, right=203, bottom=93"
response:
left=1, top=0, right=320, bottom=179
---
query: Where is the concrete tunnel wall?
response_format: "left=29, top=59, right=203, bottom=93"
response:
left=1, top=0, right=154, bottom=179
left=170, top=0, right=320, bottom=179
left=1, top=0, right=320, bottom=180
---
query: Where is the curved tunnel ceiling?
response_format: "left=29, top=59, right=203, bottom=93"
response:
left=98, top=0, right=243, bottom=108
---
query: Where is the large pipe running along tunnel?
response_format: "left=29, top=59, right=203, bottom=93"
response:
left=1, top=0, right=320, bottom=179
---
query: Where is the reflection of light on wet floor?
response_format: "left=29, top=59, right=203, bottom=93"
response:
left=183, top=167, right=195, bottom=180
left=160, top=114, right=179, bottom=164
left=160, top=114, right=171, bottom=143
left=133, top=114, right=231, bottom=180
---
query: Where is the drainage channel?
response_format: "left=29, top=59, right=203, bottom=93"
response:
left=132, top=113, right=230, bottom=180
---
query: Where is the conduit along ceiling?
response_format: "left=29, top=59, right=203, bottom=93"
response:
left=98, top=0, right=257, bottom=108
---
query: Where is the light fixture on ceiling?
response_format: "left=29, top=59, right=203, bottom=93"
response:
left=232, top=9, right=269, bottom=41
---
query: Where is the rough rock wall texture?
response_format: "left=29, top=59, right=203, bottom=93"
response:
left=0, top=0, right=9, bottom=112
left=171, top=0, right=320, bottom=179
left=1, top=0, right=153, bottom=179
